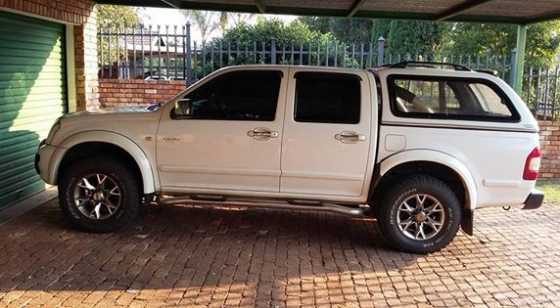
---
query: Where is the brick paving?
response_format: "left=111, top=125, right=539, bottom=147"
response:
left=0, top=200, right=559, bottom=307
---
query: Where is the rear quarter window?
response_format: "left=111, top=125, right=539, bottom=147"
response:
left=388, top=75, right=520, bottom=122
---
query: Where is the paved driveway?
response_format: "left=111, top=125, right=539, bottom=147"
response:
left=0, top=200, right=559, bottom=307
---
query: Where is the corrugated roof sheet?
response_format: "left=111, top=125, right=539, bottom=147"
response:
left=96, top=0, right=560, bottom=24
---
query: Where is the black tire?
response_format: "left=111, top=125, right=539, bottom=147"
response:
left=376, top=175, right=461, bottom=254
left=58, top=157, right=141, bottom=233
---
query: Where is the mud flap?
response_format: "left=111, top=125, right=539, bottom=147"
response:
left=461, top=208, right=474, bottom=236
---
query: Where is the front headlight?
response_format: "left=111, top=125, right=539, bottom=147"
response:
left=45, top=118, right=62, bottom=144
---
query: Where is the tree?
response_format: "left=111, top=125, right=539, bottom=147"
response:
left=182, top=10, right=222, bottom=44
left=96, top=5, right=141, bottom=77
left=181, top=11, right=256, bottom=42
left=96, top=5, right=140, bottom=29
left=299, top=17, right=448, bottom=56
left=299, top=16, right=560, bottom=67
left=299, top=16, right=374, bottom=43
left=218, top=13, right=255, bottom=33
left=214, top=17, right=339, bottom=47
left=193, top=18, right=346, bottom=76
left=382, top=20, right=448, bottom=55
left=445, top=21, right=560, bottom=67
left=219, top=12, right=228, bottom=33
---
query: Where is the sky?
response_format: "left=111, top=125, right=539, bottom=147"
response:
left=140, top=7, right=297, bottom=43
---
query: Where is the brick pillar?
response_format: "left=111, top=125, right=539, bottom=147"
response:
left=538, top=120, right=560, bottom=179
left=74, top=6, right=99, bottom=111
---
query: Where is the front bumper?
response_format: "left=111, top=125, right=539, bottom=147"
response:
left=34, top=139, right=45, bottom=174
left=35, top=140, right=58, bottom=184
left=523, top=190, right=544, bottom=210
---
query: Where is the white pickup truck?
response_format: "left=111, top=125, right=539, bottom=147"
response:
left=36, top=62, right=544, bottom=253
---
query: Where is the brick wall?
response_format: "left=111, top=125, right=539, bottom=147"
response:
left=98, top=79, right=187, bottom=107
left=0, top=0, right=94, bottom=25
left=74, top=7, right=98, bottom=111
left=539, top=121, right=560, bottom=179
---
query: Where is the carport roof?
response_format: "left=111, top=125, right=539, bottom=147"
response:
left=96, top=0, right=560, bottom=24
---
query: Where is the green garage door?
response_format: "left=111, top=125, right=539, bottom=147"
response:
left=0, top=12, right=67, bottom=208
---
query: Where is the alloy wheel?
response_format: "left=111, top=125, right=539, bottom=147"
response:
left=73, top=173, right=122, bottom=220
left=396, top=193, right=445, bottom=241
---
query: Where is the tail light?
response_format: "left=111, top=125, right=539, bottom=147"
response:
left=523, top=147, right=542, bottom=180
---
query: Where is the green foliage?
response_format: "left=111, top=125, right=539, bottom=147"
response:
left=445, top=21, right=560, bottom=67
left=96, top=5, right=140, bottom=29
left=298, top=17, right=374, bottom=43
left=300, top=17, right=447, bottom=55
left=299, top=16, right=560, bottom=67
left=97, top=5, right=141, bottom=71
left=537, top=180, right=560, bottom=204
left=216, top=17, right=339, bottom=47
left=182, top=11, right=256, bottom=43
left=380, top=20, right=448, bottom=55
left=197, top=18, right=351, bottom=73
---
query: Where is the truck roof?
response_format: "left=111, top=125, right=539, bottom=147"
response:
left=217, top=63, right=499, bottom=80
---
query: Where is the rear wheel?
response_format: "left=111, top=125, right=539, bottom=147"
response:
left=58, top=157, right=140, bottom=233
left=376, top=175, right=461, bottom=254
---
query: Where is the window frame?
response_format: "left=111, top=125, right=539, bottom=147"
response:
left=170, top=70, right=283, bottom=121
left=293, top=71, right=362, bottom=125
left=387, top=74, right=521, bottom=123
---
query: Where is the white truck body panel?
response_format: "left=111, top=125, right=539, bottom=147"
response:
left=40, top=111, right=161, bottom=194
left=156, top=66, right=289, bottom=193
left=280, top=66, right=376, bottom=199
left=37, top=64, right=540, bottom=209
left=375, top=68, right=540, bottom=208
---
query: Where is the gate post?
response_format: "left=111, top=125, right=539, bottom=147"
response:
left=271, top=39, right=277, bottom=64
left=510, top=48, right=518, bottom=87
left=184, top=23, right=193, bottom=84
left=512, top=24, right=527, bottom=93
left=377, top=36, right=385, bottom=66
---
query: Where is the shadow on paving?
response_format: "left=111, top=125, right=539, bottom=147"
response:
left=0, top=201, right=420, bottom=286
left=0, top=200, right=559, bottom=306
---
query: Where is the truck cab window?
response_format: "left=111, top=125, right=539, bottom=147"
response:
left=172, top=70, right=282, bottom=121
left=294, top=72, right=361, bottom=124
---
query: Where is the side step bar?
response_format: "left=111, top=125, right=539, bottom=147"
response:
left=158, top=195, right=368, bottom=217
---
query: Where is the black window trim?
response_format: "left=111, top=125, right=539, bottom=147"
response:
left=294, top=71, right=362, bottom=81
left=387, top=74, right=521, bottom=123
left=293, top=71, right=363, bottom=125
left=170, top=69, right=283, bottom=121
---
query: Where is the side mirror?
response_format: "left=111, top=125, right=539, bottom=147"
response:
left=175, top=98, right=193, bottom=116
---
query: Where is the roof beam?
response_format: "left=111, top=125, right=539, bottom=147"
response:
left=529, top=9, right=560, bottom=24
left=434, top=0, right=493, bottom=22
left=348, top=0, right=367, bottom=17
left=94, top=0, right=553, bottom=24
left=159, top=0, right=182, bottom=8
left=255, top=0, right=266, bottom=13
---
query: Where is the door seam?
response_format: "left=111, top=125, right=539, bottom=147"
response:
left=278, top=66, right=292, bottom=193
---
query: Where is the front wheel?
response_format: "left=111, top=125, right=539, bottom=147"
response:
left=58, top=157, right=141, bottom=233
left=376, top=175, right=462, bottom=254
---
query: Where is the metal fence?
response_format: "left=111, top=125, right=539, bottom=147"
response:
left=97, top=24, right=559, bottom=119
left=525, top=67, right=560, bottom=119
left=97, top=24, right=192, bottom=80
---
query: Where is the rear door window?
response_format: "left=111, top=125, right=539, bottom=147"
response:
left=294, top=72, right=361, bottom=124
left=388, top=76, right=520, bottom=122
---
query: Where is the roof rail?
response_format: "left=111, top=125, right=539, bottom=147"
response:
left=475, top=69, right=498, bottom=76
left=386, top=61, right=471, bottom=71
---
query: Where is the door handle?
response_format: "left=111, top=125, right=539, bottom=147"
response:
left=162, top=136, right=181, bottom=142
left=335, top=131, right=366, bottom=143
left=247, top=128, right=279, bottom=140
